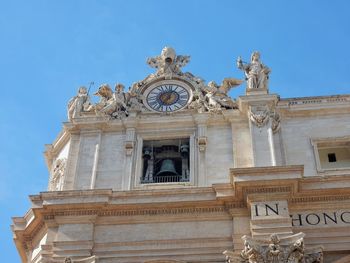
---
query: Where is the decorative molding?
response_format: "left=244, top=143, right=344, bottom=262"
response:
left=42, top=206, right=227, bottom=220
left=281, top=95, right=350, bottom=107
left=290, top=195, right=350, bottom=204
left=244, top=186, right=292, bottom=195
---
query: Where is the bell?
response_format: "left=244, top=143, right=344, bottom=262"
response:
left=156, top=159, right=178, bottom=176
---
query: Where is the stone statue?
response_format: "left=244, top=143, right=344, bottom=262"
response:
left=111, top=83, right=128, bottom=117
left=127, top=91, right=145, bottom=112
left=237, top=51, right=271, bottom=90
left=206, top=78, right=242, bottom=111
left=188, top=88, right=209, bottom=113
left=67, top=86, right=93, bottom=121
left=94, top=84, right=114, bottom=115
left=94, top=83, right=129, bottom=118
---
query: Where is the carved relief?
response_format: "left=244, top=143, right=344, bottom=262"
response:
left=49, top=158, right=66, bottom=191
left=249, top=106, right=270, bottom=128
left=249, top=106, right=281, bottom=133
left=223, top=233, right=323, bottom=263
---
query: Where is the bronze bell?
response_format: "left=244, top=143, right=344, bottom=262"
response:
left=156, top=159, right=178, bottom=176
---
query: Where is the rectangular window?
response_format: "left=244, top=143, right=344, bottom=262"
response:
left=328, top=153, right=336, bottom=163
left=141, top=138, right=190, bottom=184
left=312, top=137, right=350, bottom=172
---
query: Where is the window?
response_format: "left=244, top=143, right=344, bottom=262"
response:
left=327, top=153, right=336, bottom=163
left=141, top=138, right=190, bottom=184
left=312, top=137, right=350, bottom=172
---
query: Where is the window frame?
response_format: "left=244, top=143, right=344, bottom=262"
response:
left=132, top=130, right=196, bottom=189
left=311, top=136, right=350, bottom=173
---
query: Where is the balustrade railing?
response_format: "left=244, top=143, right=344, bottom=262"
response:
left=141, top=175, right=189, bottom=184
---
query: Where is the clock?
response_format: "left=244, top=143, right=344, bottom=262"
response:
left=144, top=81, right=192, bottom=112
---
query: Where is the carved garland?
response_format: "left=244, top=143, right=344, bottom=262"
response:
left=249, top=106, right=281, bottom=133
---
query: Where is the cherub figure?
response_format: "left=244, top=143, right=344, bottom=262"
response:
left=67, top=86, right=93, bottom=121
left=237, top=51, right=271, bottom=90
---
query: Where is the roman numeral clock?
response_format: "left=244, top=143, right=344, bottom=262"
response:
left=142, top=80, right=193, bottom=112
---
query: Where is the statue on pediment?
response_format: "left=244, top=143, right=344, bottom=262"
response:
left=188, top=88, right=208, bottom=113
left=237, top=51, right=271, bottom=90
left=127, top=91, right=145, bottom=112
left=67, top=86, right=94, bottom=121
left=94, top=83, right=129, bottom=118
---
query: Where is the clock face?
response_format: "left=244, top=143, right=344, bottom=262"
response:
left=145, top=84, right=190, bottom=112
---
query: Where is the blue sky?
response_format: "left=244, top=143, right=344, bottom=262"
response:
left=1, top=0, right=349, bottom=261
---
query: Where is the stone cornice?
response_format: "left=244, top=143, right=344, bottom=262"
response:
left=277, top=94, right=350, bottom=116
left=12, top=166, right=350, bottom=263
left=63, top=110, right=241, bottom=133
left=279, top=94, right=350, bottom=107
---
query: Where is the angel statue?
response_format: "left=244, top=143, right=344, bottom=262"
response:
left=67, top=86, right=93, bottom=121
left=237, top=51, right=271, bottom=90
left=205, top=78, right=243, bottom=111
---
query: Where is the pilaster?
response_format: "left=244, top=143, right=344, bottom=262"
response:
left=238, top=94, right=282, bottom=167
left=122, top=114, right=138, bottom=190
left=63, top=133, right=81, bottom=190
left=193, top=114, right=208, bottom=186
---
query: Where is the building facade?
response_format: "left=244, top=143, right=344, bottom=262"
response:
left=12, top=47, right=350, bottom=263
